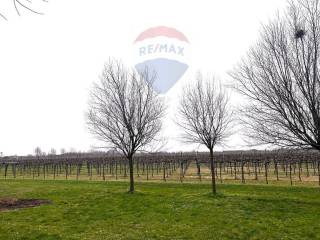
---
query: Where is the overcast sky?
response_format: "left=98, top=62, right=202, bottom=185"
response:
left=0, top=0, right=288, bottom=156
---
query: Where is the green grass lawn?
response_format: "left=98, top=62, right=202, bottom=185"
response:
left=0, top=180, right=319, bottom=240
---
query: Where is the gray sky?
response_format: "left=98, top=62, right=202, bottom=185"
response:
left=0, top=0, right=287, bottom=155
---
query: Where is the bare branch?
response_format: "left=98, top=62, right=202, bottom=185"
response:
left=0, top=12, right=7, bottom=20
left=15, top=0, right=44, bottom=15
left=1, top=0, right=48, bottom=20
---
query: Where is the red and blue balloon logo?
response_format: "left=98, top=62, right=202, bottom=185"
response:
left=133, top=26, right=189, bottom=94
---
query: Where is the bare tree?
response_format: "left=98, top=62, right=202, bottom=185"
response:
left=34, top=146, right=42, bottom=156
left=177, top=73, right=232, bottom=194
left=86, top=59, right=165, bottom=193
left=230, top=0, right=320, bottom=150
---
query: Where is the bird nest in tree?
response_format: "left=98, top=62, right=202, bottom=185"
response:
left=295, top=29, right=306, bottom=39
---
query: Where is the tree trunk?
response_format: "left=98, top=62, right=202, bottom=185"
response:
left=128, top=155, right=134, bottom=193
left=209, top=148, right=217, bottom=195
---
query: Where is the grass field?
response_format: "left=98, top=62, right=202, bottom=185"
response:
left=0, top=180, right=320, bottom=240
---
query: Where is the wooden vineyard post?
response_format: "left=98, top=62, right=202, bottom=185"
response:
left=65, top=163, right=68, bottom=180
left=53, top=164, right=56, bottom=180
left=13, top=164, right=17, bottom=179
left=37, top=164, right=40, bottom=177
left=142, top=162, right=145, bottom=175
left=306, top=160, right=310, bottom=177
left=41, top=163, right=45, bottom=180
left=275, top=160, right=279, bottom=181
left=32, top=163, right=35, bottom=179
left=219, top=161, right=222, bottom=183
left=254, top=160, right=258, bottom=181
left=137, top=160, right=140, bottom=177
left=241, top=154, right=245, bottom=184
left=265, top=161, right=268, bottom=184
left=79, top=163, right=82, bottom=180
left=102, top=162, right=106, bottom=181
left=108, top=161, right=112, bottom=175
left=298, top=159, right=302, bottom=182
left=4, top=164, right=8, bottom=179
left=76, top=164, right=79, bottom=181
left=289, top=161, right=293, bottom=186
left=90, top=162, right=93, bottom=180
left=146, top=163, right=149, bottom=181
left=197, top=160, right=202, bottom=182
left=124, top=162, right=127, bottom=178
left=111, top=161, right=115, bottom=177
left=156, top=162, right=159, bottom=174
left=180, top=161, right=183, bottom=183
left=318, top=160, right=320, bottom=186
left=115, top=161, right=118, bottom=180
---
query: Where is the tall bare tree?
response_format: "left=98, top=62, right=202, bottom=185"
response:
left=87, top=59, right=165, bottom=193
left=230, top=0, right=320, bottom=150
left=177, top=73, right=232, bottom=194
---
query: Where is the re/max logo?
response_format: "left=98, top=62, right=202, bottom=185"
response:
left=139, top=44, right=185, bottom=56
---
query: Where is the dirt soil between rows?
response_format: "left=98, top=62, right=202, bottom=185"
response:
left=0, top=198, right=52, bottom=211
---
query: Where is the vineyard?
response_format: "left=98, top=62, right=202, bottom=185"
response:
left=1, top=150, right=319, bottom=186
